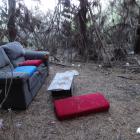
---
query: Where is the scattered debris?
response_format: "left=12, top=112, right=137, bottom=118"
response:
left=77, top=64, right=81, bottom=67
left=50, top=61, right=81, bottom=68
left=105, top=72, right=110, bottom=75
left=125, top=63, right=130, bottom=67
left=49, top=121, right=56, bottom=125
left=50, top=62, right=73, bottom=67
left=51, top=131, right=57, bottom=134
left=128, top=51, right=134, bottom=55
left=15, top=122, right=22, bottom=128
left=99, top=65, right=102, bottom=68
left=136, top=127, right=140, bottom=134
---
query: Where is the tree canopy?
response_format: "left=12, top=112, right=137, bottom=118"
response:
left=0, top=0, right=140, bottom=64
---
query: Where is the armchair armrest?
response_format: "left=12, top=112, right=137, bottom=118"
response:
left=24, top=50, right=49, bottom=60
left=24, top=50, right=50, bottom=74
left=0, top=72, right=29, bottom=84
left=0, top=72, right=30, bottom=109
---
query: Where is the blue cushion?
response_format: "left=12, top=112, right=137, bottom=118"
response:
left=13, top=66, right=37, bottom=76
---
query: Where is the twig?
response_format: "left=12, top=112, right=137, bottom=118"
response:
left=117, top=75, right=135, bottom=80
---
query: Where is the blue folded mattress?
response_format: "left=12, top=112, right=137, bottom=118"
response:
left=13, top=66, right=37, bottom=76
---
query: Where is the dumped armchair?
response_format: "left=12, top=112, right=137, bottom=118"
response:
left=0, top=42, right=49, bottom=109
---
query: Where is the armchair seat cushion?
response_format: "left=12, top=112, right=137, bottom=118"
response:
left=13, top=66, right=37, bottom=76
left=54, top=93, right=110, bottom=120
left=19, top=59, right=43, bottom=67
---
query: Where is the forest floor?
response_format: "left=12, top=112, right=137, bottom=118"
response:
left=1, top=59, right=140, bottom=140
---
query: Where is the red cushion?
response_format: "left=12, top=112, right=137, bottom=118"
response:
left=54, top=93, right=110, bottom=120
left=19, top=60, right=43, bottom=67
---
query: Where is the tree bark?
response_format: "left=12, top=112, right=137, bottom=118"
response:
left=7, top=0, right=16, bottom=42
left=134, top=8, right=140, bottom=54
left=78, top=0, right=88, bottom=57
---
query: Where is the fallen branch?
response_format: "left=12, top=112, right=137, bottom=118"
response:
left=50, top=62, right=73, bottom=67
left=117, top=75, right=135, bottom=80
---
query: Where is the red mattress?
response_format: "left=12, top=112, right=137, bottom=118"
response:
left=54, top=93, right=110, bottom=120
left=19, top=60, right=43, bottom=67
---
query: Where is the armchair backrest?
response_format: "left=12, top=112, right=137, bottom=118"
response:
left=0, top=47, right=14, bottom=72
left=1, top=41, right=25, bottom=67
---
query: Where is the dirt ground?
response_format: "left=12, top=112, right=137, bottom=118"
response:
left=0, top=62, right=140, bottom=140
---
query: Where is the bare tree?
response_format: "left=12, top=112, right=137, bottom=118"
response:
left=7, top=0, right=16, bottom=42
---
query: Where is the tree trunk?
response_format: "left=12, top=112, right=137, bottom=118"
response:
left=78, top=0, right=88, bottom=58
left=7, top=0, right=16, bottom=42
left=134, top=7, right=140, bottom=54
